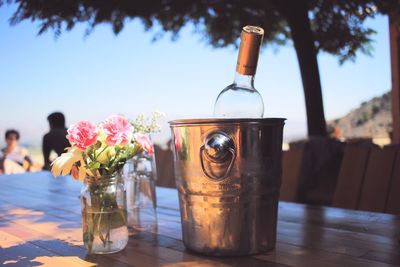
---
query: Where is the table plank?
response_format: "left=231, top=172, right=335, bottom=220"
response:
left=0, top=211, right=133, bottom=267
left=0, top=172, right=399, bottom=267
left=362, top=250, right=400, bottom=266
left=256, top=242, right=396, bottom=267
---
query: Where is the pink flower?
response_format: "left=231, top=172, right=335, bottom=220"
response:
left=134, top=133, right=154, bottom=154
left=67, top=121, right=99, bottom=150
left=102, top=115, right=133, bottom=145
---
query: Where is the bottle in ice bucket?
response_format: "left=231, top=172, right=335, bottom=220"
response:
left=213, top=25, right=264, bottom=118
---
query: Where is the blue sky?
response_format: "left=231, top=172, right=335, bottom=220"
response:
left=0, top=4, right=391, bottom=146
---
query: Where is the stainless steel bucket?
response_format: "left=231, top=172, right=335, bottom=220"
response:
left=169, top=118, right=285, bottom=256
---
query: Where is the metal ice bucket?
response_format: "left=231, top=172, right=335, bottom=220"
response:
left=169, top=118, right=285, bottom=256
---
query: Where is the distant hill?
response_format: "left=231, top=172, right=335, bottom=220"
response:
left=329, top=91, right=392, bottom=139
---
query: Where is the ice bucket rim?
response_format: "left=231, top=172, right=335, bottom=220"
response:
left=169, top=118, right=286, bottom=126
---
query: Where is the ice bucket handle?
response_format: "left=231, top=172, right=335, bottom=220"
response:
left=199, top=131, right=236, bottom=181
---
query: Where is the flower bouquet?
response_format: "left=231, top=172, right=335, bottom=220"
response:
left=51, top=113, right=161, bottom=254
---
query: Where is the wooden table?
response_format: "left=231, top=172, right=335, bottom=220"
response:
left=0, top=171, right=399, bottom=267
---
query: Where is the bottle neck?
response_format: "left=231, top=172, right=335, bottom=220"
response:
left=233, top=71, right=255, bottom=89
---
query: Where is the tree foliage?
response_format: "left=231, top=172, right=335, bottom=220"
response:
left=1, top=0, right=398, bottom=63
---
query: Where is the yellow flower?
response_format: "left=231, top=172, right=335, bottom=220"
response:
left=96, top=146, right=116, bottom=164
left=78, top=160, right=87, bottom=181
left=97, top=128, right=107, bottom=143
left=51, top=148, right=83, bottom=177
left=70, top=161, right=89, bottom=182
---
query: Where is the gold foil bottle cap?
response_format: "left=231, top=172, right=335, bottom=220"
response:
left=236, top=25, right=264, bottom=75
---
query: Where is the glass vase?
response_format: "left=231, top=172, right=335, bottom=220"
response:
left=124, top=153, right=158, bottom=231
left=80, top=173, right=128, bottom=254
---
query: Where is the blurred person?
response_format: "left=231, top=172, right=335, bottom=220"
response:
left=0, top=129, right=32, bottom=174
left=42, top=112, right=70, bottom=170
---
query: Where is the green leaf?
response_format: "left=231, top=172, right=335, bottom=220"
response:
left=88, top=161, right=101, bottom=169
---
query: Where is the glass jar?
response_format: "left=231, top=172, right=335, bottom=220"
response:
left=80, top=173, right=128, bottom=254
left=124, top=153, right=158, bottom=231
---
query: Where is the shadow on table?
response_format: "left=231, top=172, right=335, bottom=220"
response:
left=0, top=239, right=96, bottom=267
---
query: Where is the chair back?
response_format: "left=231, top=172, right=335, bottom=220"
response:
left=280, top=147, right=304, bottom=202
left=385, top=147, right=400, bottom=214
left=332, top=145, right=371, bottom=209
left=358, top=146, right=398, bottom=212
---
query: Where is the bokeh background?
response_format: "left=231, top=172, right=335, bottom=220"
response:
left=0, top=4, right=391, bottom=165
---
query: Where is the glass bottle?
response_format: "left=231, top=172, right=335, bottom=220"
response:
left=214, top=25, right=265, bottom=118
left=80, top=173, right=128, bottom=254
left=124, top=153, right=158, bottom=232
